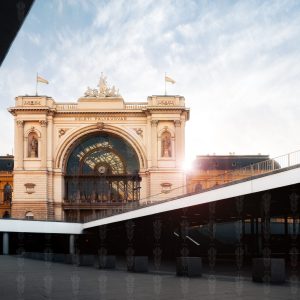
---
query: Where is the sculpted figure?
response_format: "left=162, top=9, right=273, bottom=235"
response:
left=84, top=86, right=93, bottom=97
left=30, top=135, right=38, bottom=157
left=92, top=89, right=98, bottom=97
left=109, top=85, right=116, bottom=96
left=98, top=73, right=108, bottom=96
left=161, top=133, right=171, bottom=157
left=84, top=74, right=121, bottom=97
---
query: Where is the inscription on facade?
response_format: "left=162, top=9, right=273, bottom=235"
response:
left=75, top=116, right=127, bottom=121
left=24, top=100, right=41, bottom=105
left=157, top=99, right=175, bottom=106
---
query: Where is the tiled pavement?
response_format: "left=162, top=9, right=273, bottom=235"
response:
left=0, top=255, right=299, bottom=300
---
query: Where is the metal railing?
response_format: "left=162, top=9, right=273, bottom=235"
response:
left=83, top=150, right=300, bottom=223
left=55, top=103, right=148, bottom=111
left=124, top=103, right=147, bottom=110
left=56, top=103, right=78, bottom=110
left=2, top=150, right=300, bottom=224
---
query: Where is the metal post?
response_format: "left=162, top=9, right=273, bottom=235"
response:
left=69, top=234, right=75, bottom=255
left=3, top=232, right=9, bottom=255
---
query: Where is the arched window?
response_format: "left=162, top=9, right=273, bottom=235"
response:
left=64, top=133, right=141, bottom=207
left=161, top=131, right=172, bottom=157
left=4, top=183, right=12, bottom=202
left=25, top=211, right=34, bottom=220
left=195, top=183, right=203, bottom=193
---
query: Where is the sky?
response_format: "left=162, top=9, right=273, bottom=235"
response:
left=1, top=0, right=300, bottom=166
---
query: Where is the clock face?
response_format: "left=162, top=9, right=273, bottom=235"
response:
left=98, top=166, right=106, bottom=174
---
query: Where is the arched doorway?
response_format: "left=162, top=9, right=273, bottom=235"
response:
left=63, top=132, right=141, bottom=221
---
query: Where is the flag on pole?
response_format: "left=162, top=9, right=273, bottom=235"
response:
left=37, top=75, right=49, bottom=84
left=165, top=75, right=175, bottom=84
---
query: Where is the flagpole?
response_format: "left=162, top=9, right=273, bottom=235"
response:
left=164, top=72, right=167, bottom=95
left=35, top=73, right=39, bottom=96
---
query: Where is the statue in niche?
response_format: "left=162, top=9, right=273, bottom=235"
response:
left=29, top=134, right=38, bottom=158
left=161, top=132, right=171, bottom=157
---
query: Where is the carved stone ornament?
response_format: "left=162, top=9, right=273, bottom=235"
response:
left=151, top=120, right=159, bottom=127
left=16, top=120, right=24, bottom=127
left=174, top=120, right=181, bottom=127
left=161, top=182, right=172, bottom=193
left=84, top=73, right=121, bottom=98
left=39, top=120, right=48, bottom=127
left=24, top=183, right=35, bottom=194
left=96, top=122, right=105, bottom=131
left=133, top=128, right=143, bottom=137
left=59, top=128, right=67, bottom=138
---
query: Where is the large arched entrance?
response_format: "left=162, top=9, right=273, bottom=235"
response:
left=63, top=132, right=141, bottom=222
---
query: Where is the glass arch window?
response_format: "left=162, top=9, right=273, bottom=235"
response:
left=66, top=133, right=139, bottom=175
left=64, top=133, right=141, bottom=206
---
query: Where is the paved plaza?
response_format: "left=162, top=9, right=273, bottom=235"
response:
left=0, top=255, right=299, bottom=300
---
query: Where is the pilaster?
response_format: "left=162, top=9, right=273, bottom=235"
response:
left=15, top=120, right=24, bottom=170
left=151, top=120, right=158, bottom=168
left=40, top=120, right=48, bottom=169
left=47, top=115, right=53, bottom=169
left=174, top=120, right=182, bottom=168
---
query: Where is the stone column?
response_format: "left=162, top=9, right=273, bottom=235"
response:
left=174, top=120, right=181, bottom=168
left=69, top=234, right=75, bottom=255
left=3, top=232, right=9, bottom=255
left=16, top=120, right=24, bottom=169
left=151, top=120, right=158, bottom=168
left=39, top=120, right=48, bottom=169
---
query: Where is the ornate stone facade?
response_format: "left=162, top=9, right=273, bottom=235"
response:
left=9, top=86, right=189, bottom=221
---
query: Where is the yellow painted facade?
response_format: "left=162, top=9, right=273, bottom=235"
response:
left=0, top=156, right=13, bottom=218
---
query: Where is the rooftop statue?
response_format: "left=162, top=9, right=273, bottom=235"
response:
left=84, top=73, right=120, bottom=98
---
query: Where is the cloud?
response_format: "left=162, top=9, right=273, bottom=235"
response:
left=1, top=0, right=300, bottom=161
